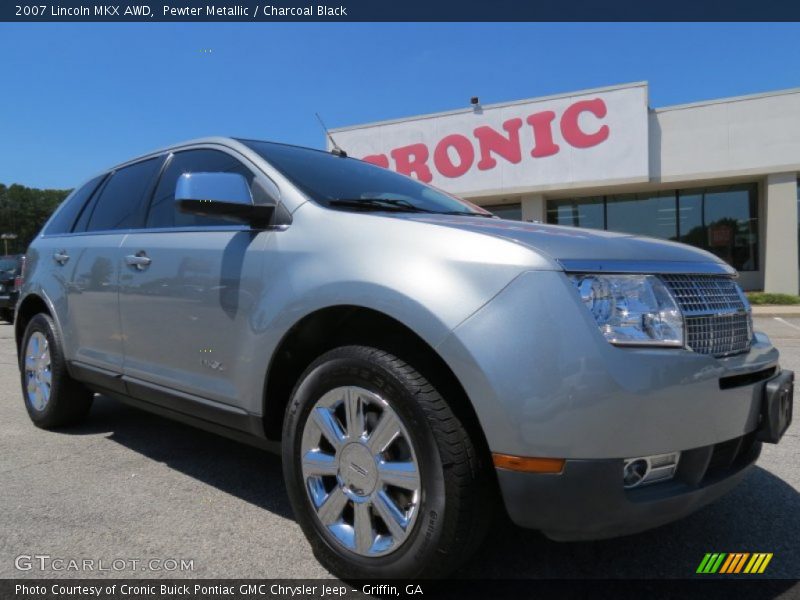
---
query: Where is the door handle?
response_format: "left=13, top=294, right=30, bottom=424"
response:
left=53, top=251, right=70, bottom=265
left=125, top=252, right=151, bottom=271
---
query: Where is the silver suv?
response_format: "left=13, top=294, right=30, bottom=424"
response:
left=15, top=137, right=794, bottom=578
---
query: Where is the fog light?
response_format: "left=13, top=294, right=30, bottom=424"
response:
left=623, top=452, right=680, bottom=489
left=623, top=459, right=648, bottom=487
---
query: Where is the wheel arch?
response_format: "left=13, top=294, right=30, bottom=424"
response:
left=261, top=305, right=492, bottom=462
left=14, top=292, right=57, bottom=360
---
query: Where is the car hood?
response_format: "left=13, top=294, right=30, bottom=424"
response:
left=397, top=214, right=733, bottom=273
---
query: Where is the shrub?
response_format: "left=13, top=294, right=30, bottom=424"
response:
left=746, top=292, right=800, bottom=305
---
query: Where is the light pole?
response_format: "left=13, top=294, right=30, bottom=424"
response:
left=1, top=233, right=17, bottom=255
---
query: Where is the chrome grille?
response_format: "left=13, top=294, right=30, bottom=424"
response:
left=660, top=275, right=752, bottom=357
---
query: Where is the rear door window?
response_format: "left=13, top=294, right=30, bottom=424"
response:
left=84, top=157, right=163, bottom=232
left=146, top=149, right=255, bottom=229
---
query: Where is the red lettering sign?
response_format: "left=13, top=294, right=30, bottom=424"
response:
left=527, top=111, right=560, bottom=158
left=474, top=118, right=523, bottom=170
left=560, top=99, right=610, bottom=148
left=362, top=154, right=389, bottom=168
left=390, top=143, right=433, bottom=183
left=433, top=134, right=474, bottom=178
left=362, top=98, right=611, bottom=182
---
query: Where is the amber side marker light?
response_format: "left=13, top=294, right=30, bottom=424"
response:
left=492, top=454, right=566, bottom=474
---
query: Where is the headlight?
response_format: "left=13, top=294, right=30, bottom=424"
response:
left=568, top=274, right=684, bottom=347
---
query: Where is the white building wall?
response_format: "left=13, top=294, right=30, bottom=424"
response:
left=653, top=89, right=800, bottom=182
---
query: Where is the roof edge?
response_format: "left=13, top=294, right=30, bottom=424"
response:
left=653, top=86, right=800, bottom=113
left=329, top=81, right=649, bottom=133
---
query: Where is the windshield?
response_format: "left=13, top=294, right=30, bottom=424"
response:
left=239, top=140, right=491, bottom=216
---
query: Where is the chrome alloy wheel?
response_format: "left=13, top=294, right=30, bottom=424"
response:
left=300, top=386, right=421, bottom=557
left=25, top=331, right=52, bottom=412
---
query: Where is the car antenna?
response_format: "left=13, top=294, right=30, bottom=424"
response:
left=315, top=113, right=347, bottom=157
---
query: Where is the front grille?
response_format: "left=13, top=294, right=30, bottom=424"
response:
left=684, top=313, right=752, bottom=357
left=660, top=274, right=752, bottom=357
left=659, top=274, right=745, bottom=315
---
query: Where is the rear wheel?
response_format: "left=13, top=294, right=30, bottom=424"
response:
left=0, top=308, right=13, bottom=323
left=20, top=313, right=93, bottom=428
left=282, top=345, right=491, bottom=578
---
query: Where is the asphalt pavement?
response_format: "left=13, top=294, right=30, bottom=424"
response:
left=0, top=317, right=798, bottom=580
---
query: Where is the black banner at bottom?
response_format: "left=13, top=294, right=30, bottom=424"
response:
left=2, top=579, right=799, bottom=600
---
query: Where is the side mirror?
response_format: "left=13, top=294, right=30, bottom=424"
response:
left=175, top=172, right=274, bottom=227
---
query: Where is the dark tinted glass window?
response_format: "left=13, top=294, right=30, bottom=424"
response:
left=146, top=150, right=255, bottom=228
left=44, top=175, right=105, bottom=235
left=487, top=204, right=522, bottom=221
left=606, top=192, right=677, bottom=240
left=678, top=184, right=758, bottom=271
left=240, top=140, right=487, bottom=216
left=546, top=197, right=604, bottom=229
left=545, top=183, right=759, bottom=271
left=86, top=158, right=162, bottom=232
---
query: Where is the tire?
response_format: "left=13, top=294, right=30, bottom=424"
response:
left=0, top=308, right=13, bottom=323
left=282, top=345, right=492, bottom=578
left=19, top=313, right=93, bottom=428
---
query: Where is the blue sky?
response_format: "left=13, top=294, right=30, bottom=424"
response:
left=2, top=22, right=800, bottom=189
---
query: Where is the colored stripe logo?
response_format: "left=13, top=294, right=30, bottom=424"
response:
left=696, top=553, right=773, bottom=574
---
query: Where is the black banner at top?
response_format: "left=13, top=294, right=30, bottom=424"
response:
left=2, top=0, right=800, bottom=22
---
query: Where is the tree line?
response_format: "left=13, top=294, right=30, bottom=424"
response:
left=0, top=183, right=70, bottom=255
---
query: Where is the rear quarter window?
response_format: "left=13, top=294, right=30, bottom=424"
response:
left=43, top=175, right=106, bottom=235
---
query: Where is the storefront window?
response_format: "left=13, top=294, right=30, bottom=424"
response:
left=678, top=185, right=758, bottom=271
left=546, top=197, right=604, bottom=229
left=545, top=183, right=759, bottom=271
left=487, top=203, right=522, bottom=220
left=606, top=192, right=677, bottom=240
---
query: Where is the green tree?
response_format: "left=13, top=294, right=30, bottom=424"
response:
left=0, top=183, right=71, bottom=254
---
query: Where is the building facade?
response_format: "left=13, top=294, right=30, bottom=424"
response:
left=331, top=82, right=800, bottom=292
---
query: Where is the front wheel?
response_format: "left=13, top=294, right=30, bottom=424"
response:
left=282, top=345, right=491, bottom=578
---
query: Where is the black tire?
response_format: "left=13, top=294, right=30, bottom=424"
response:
left=19, top=313, right=93, bottom=428
left=282, top=345, right=492, bottom=579
left=0, top=308, right=13, bottom=323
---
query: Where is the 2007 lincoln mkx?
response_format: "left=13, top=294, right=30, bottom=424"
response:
left=14, top=137, right=794, bottom=577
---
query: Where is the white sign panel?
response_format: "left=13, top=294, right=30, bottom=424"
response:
left=331, top=83, right=649, bottom=197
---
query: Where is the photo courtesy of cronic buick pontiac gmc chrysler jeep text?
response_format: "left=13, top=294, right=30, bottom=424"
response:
left=14, top=138, right=794, bottom=578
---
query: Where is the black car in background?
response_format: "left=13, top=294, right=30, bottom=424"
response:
left=0, top=255, right=23, bottom=323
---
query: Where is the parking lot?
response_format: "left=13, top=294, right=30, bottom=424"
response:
left=0, top=317, right=798, bottom=580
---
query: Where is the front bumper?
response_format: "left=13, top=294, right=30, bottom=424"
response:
left=438, top=270, right=781, bottom=459
left=437, top=269, right=791, bottom=539
left=497, top=433, right=761, bottom=540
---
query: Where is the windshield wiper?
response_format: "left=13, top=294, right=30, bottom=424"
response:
left=328, top=198, right=438, bottom=213
left=329, top=198, right=494, bottom=217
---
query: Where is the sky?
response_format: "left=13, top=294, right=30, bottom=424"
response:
left=2, top=22, right=800, bottom=189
